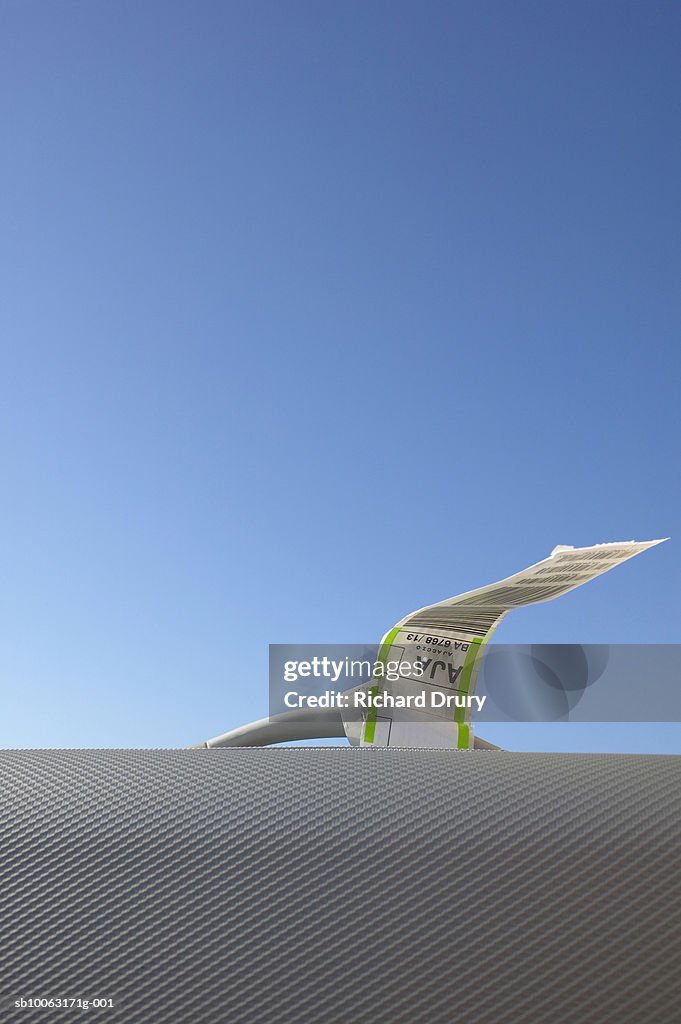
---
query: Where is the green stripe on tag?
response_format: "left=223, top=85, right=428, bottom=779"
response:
left=363, top=627, right=401, bottom=744
left=363, top=685, right=379, bottom=743
left=454, top=637, right=483, bottom=725
left=377, top=626, right=401, bottom=669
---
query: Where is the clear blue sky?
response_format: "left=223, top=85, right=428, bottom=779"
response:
left=1, top=1, right=679, bottom=751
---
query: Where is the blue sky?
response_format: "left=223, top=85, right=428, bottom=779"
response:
left=1, top=1, right=679, bottom=751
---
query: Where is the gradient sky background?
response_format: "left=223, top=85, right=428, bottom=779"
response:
left=1, top=1, right=679, bottom=751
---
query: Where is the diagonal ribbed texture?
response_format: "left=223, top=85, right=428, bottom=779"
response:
left=1, top=748, right=680, bottom=1023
